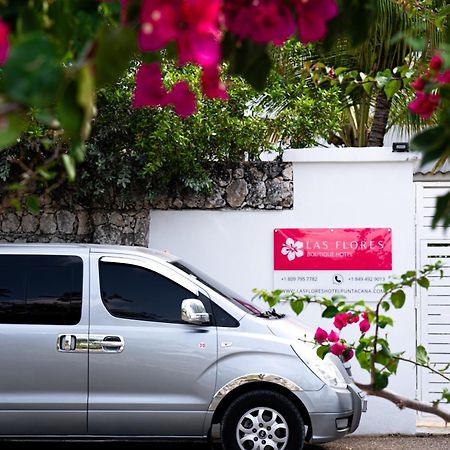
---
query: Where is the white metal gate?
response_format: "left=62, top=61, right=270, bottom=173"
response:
left=416, top=182, right=450, bottom=416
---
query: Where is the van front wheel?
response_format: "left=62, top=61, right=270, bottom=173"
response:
left=221, top=390, right=305, bottom=450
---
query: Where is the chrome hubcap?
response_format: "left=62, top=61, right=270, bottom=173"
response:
left=236, top=406, right=289, bottom=450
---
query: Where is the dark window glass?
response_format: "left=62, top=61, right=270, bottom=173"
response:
left=0, top=255, right=83, bottom=325
left=212, top=302, right=239, bottom=328
left=171, top=260, right=260, bottom=316
left=99, top=261, right=195, bottom=324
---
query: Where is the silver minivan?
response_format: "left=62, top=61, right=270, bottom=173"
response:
left=0, top=244, right=366, bottom=449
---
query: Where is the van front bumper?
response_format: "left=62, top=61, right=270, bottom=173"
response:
left=305, top=384, right=367, bottom=444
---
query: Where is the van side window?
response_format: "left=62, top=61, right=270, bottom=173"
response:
left=0, top=255, right=83, bottom=325
left=99, top=261, right=194, bottom=324
left=211, top=303, right=240, bottom=328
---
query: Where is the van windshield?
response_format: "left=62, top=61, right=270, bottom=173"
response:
left=171, top=260, right=263, bottom=316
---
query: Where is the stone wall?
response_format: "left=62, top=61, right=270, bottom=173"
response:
left=0, top=161, right=293, bottom=246
left=152, top=161, right=293, bottom=210
left=0, top=195, right=150, bottom=246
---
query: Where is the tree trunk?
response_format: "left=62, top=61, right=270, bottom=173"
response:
left=368, top=91, right=392, bottom=147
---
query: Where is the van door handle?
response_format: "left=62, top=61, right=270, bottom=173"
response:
left=57, top=334, right=89, bottom=353
left=89, top=335, right=125, bottom=353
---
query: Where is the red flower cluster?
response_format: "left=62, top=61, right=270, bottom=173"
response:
left=0, top=18, right=9, bottom=66
left=133, top=63, right=197, bottom=117
left=128, top=0, right=338, bottom=117
left=314, top=311, right=371, bottom=362
left=224, top=0, right=338, bottom=45
left=409, top=53, right=449, bottom=119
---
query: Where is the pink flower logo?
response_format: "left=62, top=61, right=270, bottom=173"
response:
left=281, top=237, right=304, bottom=261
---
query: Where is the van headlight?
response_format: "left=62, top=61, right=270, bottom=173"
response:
left=292, top=343, right=347, bottom=389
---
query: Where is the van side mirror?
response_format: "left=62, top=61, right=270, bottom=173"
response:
left=181, top=299, right=210, bottom=325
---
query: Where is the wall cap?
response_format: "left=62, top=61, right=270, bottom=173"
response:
left=283, top=147, right=420, bottom=163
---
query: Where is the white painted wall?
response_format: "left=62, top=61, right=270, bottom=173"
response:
left=149, top=147, right=419, bottom=435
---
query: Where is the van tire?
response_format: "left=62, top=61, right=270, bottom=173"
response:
left=221, top=390, right=305, bottom=450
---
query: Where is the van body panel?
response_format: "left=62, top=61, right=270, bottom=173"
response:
left=87, top=253, right=218, bottom=436
left=0, top=247, right=90, bottom=435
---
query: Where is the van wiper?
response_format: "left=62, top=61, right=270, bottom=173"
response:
left=258, top=308, right=285, bottom=319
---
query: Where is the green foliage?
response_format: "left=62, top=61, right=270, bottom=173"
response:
left=254, top=43, right=344, bottom=149
left=254, top=262, right=445, bottom=399
left=76, top=61, right=271, bottom=200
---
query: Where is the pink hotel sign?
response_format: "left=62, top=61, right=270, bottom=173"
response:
left=274, top=228, right=392, bottom=271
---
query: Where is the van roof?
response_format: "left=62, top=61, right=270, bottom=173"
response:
left=0, top=243, right=178, bottom=262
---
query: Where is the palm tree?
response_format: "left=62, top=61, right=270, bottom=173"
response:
left=261, top=0, right=445, bottom=148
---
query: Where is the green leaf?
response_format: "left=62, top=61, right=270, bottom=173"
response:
left=0, top=112, right=27, bottom=150
left=25, top=194, right=40, bottom=214
left=76, top=65, right=96, bottom=140
left=9, top=197, right=21, bottom=211
left=362, top=79, right=373, bottom=95
left=378, top=316, right=394, bottom=329
left=36, top=167, right=57, bottom=181
left=402, top=271, right=416, bottom=279
left=417, top=277, right=430, bottom=289
left=382, top=282, right=395, bottom=293
left=95, top=26, right=137, bottom=88
left=322, top=305, right=339, bottom=318
left=291, top=299, right=304, bottom=315
left=356, top=347, right=372, bottom=371
left=374, top=371, right=389, bottom=390
left=391, top=290, right=406, bottom=309
left=410, top=126, right=449, bottom=167
left=3, top=34, right=63, bottom=108
left=57, top=78, right=84, bottom=142
left=441, top=388, right=450, bottom=403
left=432, top=193, right=450, bottom=229
left=375, top=69, right=392, bottom=88
left=331, top=295, right=346, bottom=303
left=416, top=345, right=430, bottom=366
left=317, top=345, right=330, bottom=360
left=62, top=154, right=76, bottom=182
left=384, top=79, right=401, bottom=100
left=70, top=142, right=87, bottom=164
left=381, top=301, right=390, bottom=312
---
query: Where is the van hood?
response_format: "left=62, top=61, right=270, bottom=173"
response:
left=266, top=316, right=315, bottom=345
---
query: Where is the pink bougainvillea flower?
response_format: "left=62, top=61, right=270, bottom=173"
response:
left=139, top=0, right=221, bottom=68
left=168, top=80, right=197, bottom=118
left=224, top=0, right=296, bottom=46
left=0, top=18, right=9, bottom=66
left=178, top=0, right=221, bottom=67
left=139, top=0, right=179, bottom=52
left=330, top=342, right=347, bottom=356
left=328, top=330, right=340, bottom=343
left=201, top=66, right=228, bottom=100
left=359, top=319, right=370, bottom=333
left=314, top=327, right=329, bottom=344
left=436, top=70, right=450, bottom=84
left=348, top=313, right=360, bottom=324
left=133, top=63, right=169, bottom=108
left=430, top=53, right=444, bottom=71
left=343, top=349, right=354, bottom=362
left=295, top=0, right=339, bottom=44
left=409, top=91, right=440, bottom=119
left=333, top=313, right=350, bottom=330
left=411, top=78, right=426, bottom=91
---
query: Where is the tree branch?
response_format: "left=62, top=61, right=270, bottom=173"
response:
left=355, top=382, right=450, bottom=423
